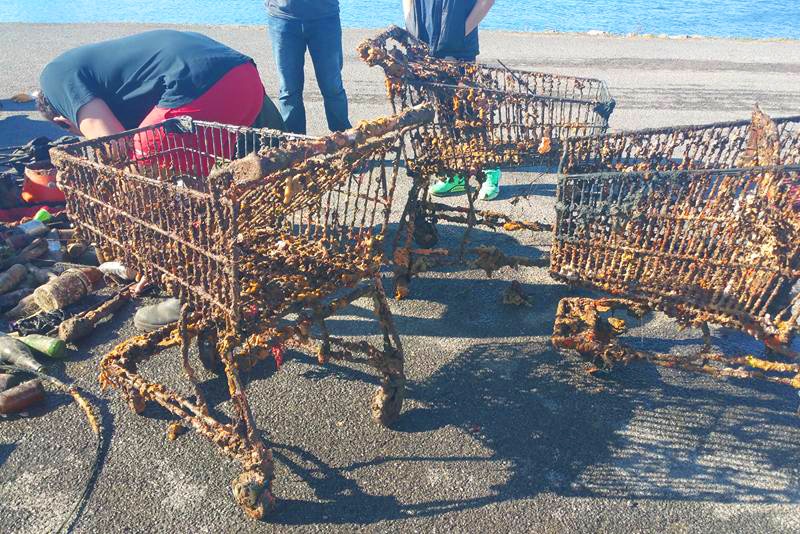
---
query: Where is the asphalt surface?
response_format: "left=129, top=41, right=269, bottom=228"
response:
left=1, top=23, right=800, bottom=534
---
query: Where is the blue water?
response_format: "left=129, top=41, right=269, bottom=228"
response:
left=0, top=1, right=797, bottom=40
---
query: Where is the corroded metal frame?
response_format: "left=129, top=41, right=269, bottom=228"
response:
left=551, top=107, right=800, bottom=391
left=50, top=107, right=433, bottom=519
left=359, top=26, right=616, bottom=297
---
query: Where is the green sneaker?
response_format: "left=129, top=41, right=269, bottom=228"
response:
left=478, top=168, right=501, bottom=200
left=429, top=174, right=466, bottom=196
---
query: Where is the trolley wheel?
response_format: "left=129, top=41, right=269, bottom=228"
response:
left=232, top=470, right=275, bottom=520
left=126, top=390, right=146, bottom=415
left=371, top=381, right=405, bottom=427
left=198, top=329, right=222, bottom=373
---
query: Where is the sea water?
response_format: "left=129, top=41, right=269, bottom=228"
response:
left=0, top=0, right=797, bottom=40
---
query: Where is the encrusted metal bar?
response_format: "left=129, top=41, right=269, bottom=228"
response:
left=560, top=104, right=800, bottom=175
left=552, top=297, right=800, bottom=390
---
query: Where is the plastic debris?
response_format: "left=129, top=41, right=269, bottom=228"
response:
left=0, top=264, right=27, bottom=294
left=17, top=334, right=66, bottom=359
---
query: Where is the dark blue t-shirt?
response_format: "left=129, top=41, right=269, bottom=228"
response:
left=266, top=0, right=340, bottom=20
left=406, top=0, right=479, bottom=61
left=39, top=30, right=253, bottom=129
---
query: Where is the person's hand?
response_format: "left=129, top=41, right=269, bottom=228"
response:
left=465, top=0, right=495, bottom=35
left=76, top=98, right=126, bottom=139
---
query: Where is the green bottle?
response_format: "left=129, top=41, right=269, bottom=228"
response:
left=16, top=334, right=66, bottom=359
left=33, top=209, right=53, bottom=223
left=0, top=334, right=45, bottom=373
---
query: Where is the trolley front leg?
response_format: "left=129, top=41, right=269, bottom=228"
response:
left=99, top=327, right=277, bottom=520
left=370, top=275, right=406, bottom=426
left=700, top=321, right=713, bottom=353
left=458, top=171, right=480, bottom=260
left=219, top=344, right=276, bottom=519
left=178, top=304, right=208, bottom=414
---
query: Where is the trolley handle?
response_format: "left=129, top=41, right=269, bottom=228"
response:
left=360, top=25, right=420, bottom=49
left=222, top=104, right=434, bottom=194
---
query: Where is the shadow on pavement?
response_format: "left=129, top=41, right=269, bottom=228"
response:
left=494, top=181, right=556, bottom=200
left=267, top=341, right=800, bottom=526
left=0, top=442, right=16, bottom=468
left=384, top=219, right=547, bottom=253
left=61, top=391, right=115, bottom=532
left=323, top=276, right=595, bottom=340
left=0, top=114, right=65, bottom=147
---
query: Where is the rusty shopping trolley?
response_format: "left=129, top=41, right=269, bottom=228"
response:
left=550, top=106, right=800, bottom=392
left=50, top=106, right=433, bottom=519
left=359, top=26, right=616, bottom=297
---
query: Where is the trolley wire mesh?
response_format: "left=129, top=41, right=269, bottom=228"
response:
left=51, top=107, right=434, bottom=519
left=551, top=105, right=800, bottom=374
left=359, top=25, right=615, bottom=175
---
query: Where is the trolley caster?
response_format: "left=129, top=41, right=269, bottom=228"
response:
left=371, top=378, right=405, bottom=426
left=198, top=329, right=222, bottom=373
left=126, top=390, right=146, bottom=415
left=232, top=470, right=275, bottom=520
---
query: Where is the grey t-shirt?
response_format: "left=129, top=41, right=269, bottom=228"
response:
left=39, top=30, right=252, bottom=129
left=266, top=0, right=340, bottom=20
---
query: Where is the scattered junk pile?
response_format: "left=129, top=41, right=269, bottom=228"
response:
left=1, top=25, right=799, bottom=523
left=0, top=135, right=77, bottom=221
left=0, top=127, right=106, bottom=418
left=0, top=93, right=77, bottom=221
left=0, top=130, right=106, bottom=532
left=358, top=26, right=615, bottom=298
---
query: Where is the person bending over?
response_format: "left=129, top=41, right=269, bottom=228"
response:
left=38, top=29, right=283, bottom=174
left=402, top=0, right=501, bottom=200
left=38, top=29, right=284, bottom=331
left=266, top=0, right=352, bottom=134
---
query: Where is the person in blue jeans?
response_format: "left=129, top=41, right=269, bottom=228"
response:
left=266, top=0, right=352, bottom=134
left=403, top=0, right=501, bottom=200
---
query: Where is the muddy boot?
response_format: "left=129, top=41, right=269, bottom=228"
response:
left=133, top=298, right=181, bottom=332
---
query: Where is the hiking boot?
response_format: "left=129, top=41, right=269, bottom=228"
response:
left=134, top=298, right=181, bottom=332
left=429, top=174, right=466, bottom=196
left=478, top=168, right=501, bottom=201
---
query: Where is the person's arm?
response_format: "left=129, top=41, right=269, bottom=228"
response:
left=465, top=0, right=495, bottom=35
left=402, top=0, right=414, bottom=29
left=76, top=97, right=126, bottom=139
left=402, top=0, right=413, bottom=18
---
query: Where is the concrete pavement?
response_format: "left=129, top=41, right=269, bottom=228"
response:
left=0, top=23, right=799, bottom=534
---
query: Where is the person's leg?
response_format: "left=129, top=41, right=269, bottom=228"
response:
left=267, top=15, right=308, bottom=134
left=429, top=55, right=502, bottom=200
left=251, top=95, right=285, bottom=131
left=137, top=62, right=266, bottom=175
left=304, top=14, right=351, bottom=132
